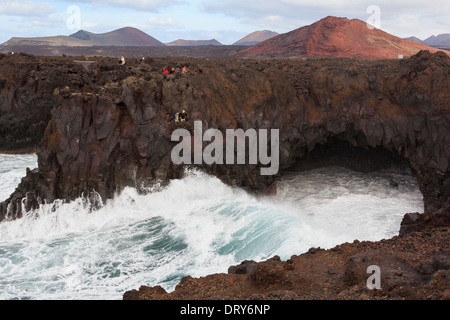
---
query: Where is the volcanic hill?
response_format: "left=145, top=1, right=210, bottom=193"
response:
left=424, top=34, right=450, bottom=49
left=234, top=30, right=279, bottom=46
left=1, top=27, right=164, bottom=47
left=237, top=16, right=449, bottom=59
left=166, top=39, right=222, bottom=46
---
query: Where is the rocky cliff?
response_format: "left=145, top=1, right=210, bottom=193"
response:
left=1, top=50, right=450, bottom=221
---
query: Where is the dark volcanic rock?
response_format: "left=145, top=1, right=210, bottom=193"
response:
left=124, top=227, right=450, bottom=300
left=399, top=202, right=450, bottom=236
left=1, top=51, right=450, bottom=223
left=228, top=260, right=257, bottom=274
left=0, top=53, right=55, bottom=151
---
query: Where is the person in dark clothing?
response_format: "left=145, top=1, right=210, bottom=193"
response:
left=179, top=109, right=188, bottom=121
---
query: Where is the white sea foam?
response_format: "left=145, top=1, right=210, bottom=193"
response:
left=0, top=155, right=424, bottom=300
left=0, top=153, right=38, bottom=202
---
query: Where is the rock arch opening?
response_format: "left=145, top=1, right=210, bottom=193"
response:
left=289, top=136, right=415, bottom=178
left=276, top=131, right=425, bottom=241
left=283, top=130, right=424, bottom=213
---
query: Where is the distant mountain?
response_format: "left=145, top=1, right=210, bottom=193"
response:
left=233, top=30, right=279, bottom=46
left=1, top=27, right=164, bottom=47
left=404, top=36, right=423, bottom=43
left=165, top=39, right=222, bottom=46
left=237, top=16, right=449, bottom=59
left=2, top=35, right=89, bottom=47
left=423, top=34, right=450, bottom=47
left=404, top=34, right=450, bottom=49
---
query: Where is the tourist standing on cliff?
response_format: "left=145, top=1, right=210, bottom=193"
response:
left=180, top=110, right=188, bottom=121
left=119, top=56, right=125, bottom=65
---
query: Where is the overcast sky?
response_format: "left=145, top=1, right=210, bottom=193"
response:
left=0, top=0, right=449, bottom=44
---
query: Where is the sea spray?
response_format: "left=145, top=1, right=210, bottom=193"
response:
left=0, top=156, right=423, bottom=300
left=0, top=154, right=38, bottom=202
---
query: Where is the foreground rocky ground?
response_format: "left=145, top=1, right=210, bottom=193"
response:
left=123, top=204, right=450, bottom=300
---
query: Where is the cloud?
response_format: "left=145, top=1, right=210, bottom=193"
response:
left=200, top=0, right=450, bottom=36
left=66, top=0, right=185, bottom=12
left=199, top=0, right=356, bottom=31
left=201, top=0, right=450, bottom=18
left=0, top=1, right=56, bottom=17
left=31, top=16, right=64, bottom=28
left=148, top=16, right=177, bottom=26
left=81, top=22, right=99, bottom=29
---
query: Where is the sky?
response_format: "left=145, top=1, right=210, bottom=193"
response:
left=0, top=0, right=449, bottom=45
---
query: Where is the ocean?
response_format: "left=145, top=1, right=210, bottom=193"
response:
left=0, top=153, right=423, bottom=300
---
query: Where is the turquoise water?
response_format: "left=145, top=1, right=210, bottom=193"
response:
left=0, top=155, right=423, bottom=300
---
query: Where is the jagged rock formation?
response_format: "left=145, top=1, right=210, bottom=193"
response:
left=1, top=50, right=450, bottom=224
left=0, top=53, right=57, bottom=152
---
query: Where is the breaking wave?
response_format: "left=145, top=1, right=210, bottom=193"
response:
left=0, top=155, right=423, bottom=299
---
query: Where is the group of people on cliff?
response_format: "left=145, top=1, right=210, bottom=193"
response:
left=163, top=66, right=187, bottom=75
left=173, top=109, right=188, bottom=122
left=116, top=56, right=189, bottom=76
